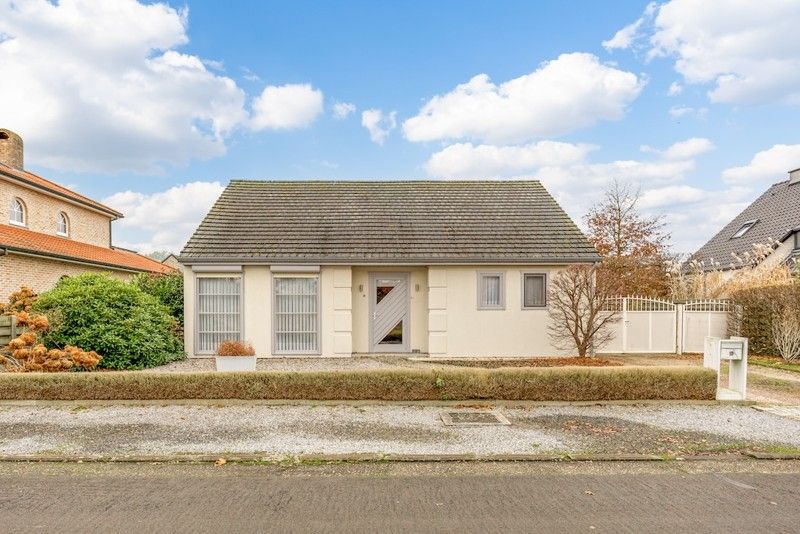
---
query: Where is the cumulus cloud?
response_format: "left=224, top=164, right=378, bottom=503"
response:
left=640, top=137, right=715, bottom=160
left=361, top=109, right=397, bottom=145
left=667, top=82, right=682, bottom=96
left=250, top=83, right=324, bottom=130
left=722, top=144, right=800, bottom=183
left=424, top=141, right=595, bottom=179
left=606, top=0, right=800, bottom=105
left=402, top=53, right=644, bottom=144
left=668, top=105, right=707, bottom=119
left=332, top=102, right=356, bottom=120
left=104, top=181, right=225, bottom=253
left=0, top=0, right=325, bottom=172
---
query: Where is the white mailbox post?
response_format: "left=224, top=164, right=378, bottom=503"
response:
left=703, top=336, right=748, bottom=400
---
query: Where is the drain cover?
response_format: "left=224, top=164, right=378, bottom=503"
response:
left=441, top=411, right=511, bottom=426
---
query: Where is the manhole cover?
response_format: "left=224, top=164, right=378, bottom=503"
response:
left=441, top=411, right=511, bottom=426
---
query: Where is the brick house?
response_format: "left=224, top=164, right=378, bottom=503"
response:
left=0, top=128, right=172, bottom=299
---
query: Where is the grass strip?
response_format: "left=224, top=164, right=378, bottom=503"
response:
left=0, top=366, right=717, bottom=401
left=749, top=358, right=800, bottom=374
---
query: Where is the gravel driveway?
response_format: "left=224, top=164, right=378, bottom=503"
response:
left=0, top=403, right=798, bottom=458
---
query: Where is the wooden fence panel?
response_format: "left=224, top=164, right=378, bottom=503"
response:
left=0, top=315, right=19, bottom=346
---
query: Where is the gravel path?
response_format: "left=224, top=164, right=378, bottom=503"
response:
left=144, top=356, right=424, bottom=373
left=0, top=403, right=798, bottom=458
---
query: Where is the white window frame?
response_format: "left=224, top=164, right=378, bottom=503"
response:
left=56, top=211, right=69, bottom=237
left=521, top=272, right=547, bottom=309
left=195, top=274, right=243, bottom=355
left=477, top=271, right=505, bottom=310
left=9, top=197, right=25, bottom=227
left=731, top=219, right=757, bottom=239
left=272, top=274, right=321, bottom=355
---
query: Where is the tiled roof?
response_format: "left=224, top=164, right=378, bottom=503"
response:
left=0, top=224, right=173, bottom=274
left=180, top=180, right=600, bottom=264
left=0, top=163, right=122, bottom=218
left=691, top=180, right=800, bottom=270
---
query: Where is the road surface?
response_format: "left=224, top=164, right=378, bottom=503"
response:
left=0, top=461, right=798, bottom=533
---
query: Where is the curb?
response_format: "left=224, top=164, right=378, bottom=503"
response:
left=0, top=451, right=796, bottom=464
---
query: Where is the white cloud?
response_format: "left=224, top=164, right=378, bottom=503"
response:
left=361, top=109, right=397, bottom=145
left=402, top=53, right=644, bottom=144
left=638, top=185, right=710, bottom=209
left=722, top=144, right=800, bottom=183
left=667, top=82, right=682, bottom=96
left=601, top=2, right=657, bottom=51
left=424, top=141, right=595, bottom=179
left=648, top=0, right=800, bottom=104
left=332, top=102, right=356, bottom=120
left=668, top=105, right=707, bottom=119
left=104, top=181, right=225, bottom=253
left=250, top=83, right=324, bottom=130
left=0, top=0, right=250, bottom=172
left=657, top=137, right=715, bottom=160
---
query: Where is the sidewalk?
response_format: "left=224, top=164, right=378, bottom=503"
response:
left=1, top=402, right=799, bottom=460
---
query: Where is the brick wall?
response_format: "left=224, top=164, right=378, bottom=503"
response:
left=0, top=179, right=112, bottom=247
left=0, top=253, right=133, bottom=299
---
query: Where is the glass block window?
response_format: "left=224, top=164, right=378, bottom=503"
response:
left=196, top=277, right=242, bottom=353
left=522, top=273, right=547, bottom=308
left=477, top=272, right=505, bottom=310
left=274, top=276, right=319, bottom=354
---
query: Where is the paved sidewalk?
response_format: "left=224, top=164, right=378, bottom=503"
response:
left=1, top=403, right=799, bottom=459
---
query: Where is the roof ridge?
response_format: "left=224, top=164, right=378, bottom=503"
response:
left=227, top=179, right=543, bottom=184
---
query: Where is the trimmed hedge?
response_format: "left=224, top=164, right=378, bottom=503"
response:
left=729, top=284, right=800, bottom=356
left=0, top=366, right=717, bottom=401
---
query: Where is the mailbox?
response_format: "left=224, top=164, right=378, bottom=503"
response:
left=719, top=340, right=744, bottom=361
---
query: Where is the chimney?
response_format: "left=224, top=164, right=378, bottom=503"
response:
left=0, top=129, right=23, bottom=170
left=790, top=167, right=800, bottom=185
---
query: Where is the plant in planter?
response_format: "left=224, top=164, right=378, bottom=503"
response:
left=215, top=340, right=257, bottom=371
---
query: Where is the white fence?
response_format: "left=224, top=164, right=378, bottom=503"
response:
left=598, top=297, right=731, bottom=354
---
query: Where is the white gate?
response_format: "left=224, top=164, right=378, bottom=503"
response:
left=599, top=297, right=730, bottom=354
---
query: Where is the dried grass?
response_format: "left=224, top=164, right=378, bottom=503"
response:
left=0, top=366, right=716, bottom=401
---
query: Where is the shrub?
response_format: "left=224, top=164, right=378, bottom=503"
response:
left=771, top=308, right=800, bottom=362
left=0, top=286, right=38, bottom=315
left=216, top=340, right=255, bottom=356
left=32, top=274, right=184, bottom=370
left=729, top=283, right=800, bottom=356
left=132, top=272, right=183, bottom=326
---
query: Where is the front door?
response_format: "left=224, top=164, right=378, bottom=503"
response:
left=369, top=273, right=410, bottom=352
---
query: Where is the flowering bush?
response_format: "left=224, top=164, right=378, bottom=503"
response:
left=216, top=340, right=256, bottom=357
left=0, top=286, right=38, bottom=315
left=0, top=311, right=101, bottom=372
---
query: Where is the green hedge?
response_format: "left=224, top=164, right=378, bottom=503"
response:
left=729, top=284, right=800, bottom=356
left=0, top=366, right=717, bottom=401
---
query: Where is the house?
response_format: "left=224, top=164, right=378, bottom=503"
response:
left=161, top=253, right=181, bottom=270
left=179, top=180, right=599, bottom=358
left=0, top=128, right=173, bottom=298
left=691, top=167, right=800, bottom=275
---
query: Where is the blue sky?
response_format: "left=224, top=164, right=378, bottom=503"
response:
left=1, top=0, right=799, bottom=255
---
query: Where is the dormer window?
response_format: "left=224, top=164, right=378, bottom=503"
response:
left=57, top=212, right=69, bottom=237
left=9, top=197, right=25, bottom=226
left=731, top=219, right=757, bottom=239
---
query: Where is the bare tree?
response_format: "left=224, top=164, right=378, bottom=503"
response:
left=547, top=264, right=621, bottom=357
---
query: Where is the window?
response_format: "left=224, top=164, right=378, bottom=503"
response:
left=522, top=273, right=547, bottom=308
left=477, top=272, right=505, bottom=310
left=731, top=219, right=757, bottom=239
left=56, top=212, right=69, bottom=236
left=9, top=197, right=25, bottom=226
left=196, top=276, right=242, bottom=354
left=273, top=275, right=319, bottom=354
left=795, top=231, right=800, bottom=251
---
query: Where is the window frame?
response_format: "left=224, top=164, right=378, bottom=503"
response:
left=194, top=274, right=244, bottom=356
left=731, top=219, right=757, bottom=239
left=9, top=197, right=25, bottom=227
left=521, top=272, right=548, bottom=309
left=56, top=211, right=69, bottom=237
left=794, top=231, right=800, bottom=251
left=272, top=273, right=321, bottom=355
left=476, top=271, right=506, bottom=310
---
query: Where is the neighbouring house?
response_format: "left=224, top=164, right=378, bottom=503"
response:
left=161, top=253, right=181, bottom=270
left=179, top=180, right=599, bottom=358
left=0, top=128, right=173, bottom=297
left=691, top=167, right=800, bottom=277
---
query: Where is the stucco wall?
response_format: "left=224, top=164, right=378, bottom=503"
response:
left=0, top=252, right=132, bottom=298
left=0, top=179, right=112, bottom=247
left=428, top=265, right=569, bottom=357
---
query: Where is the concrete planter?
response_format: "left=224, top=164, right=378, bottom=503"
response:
left=214, top=356, right=257, bottom=372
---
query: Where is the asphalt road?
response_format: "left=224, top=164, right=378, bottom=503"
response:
left=0, top=461, right=798, bottom=533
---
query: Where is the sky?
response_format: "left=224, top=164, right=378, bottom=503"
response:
left=1, top=0, right=799, bottom=256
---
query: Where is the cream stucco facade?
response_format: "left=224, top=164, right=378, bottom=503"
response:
left=183, top=263, right=570, bottom=358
